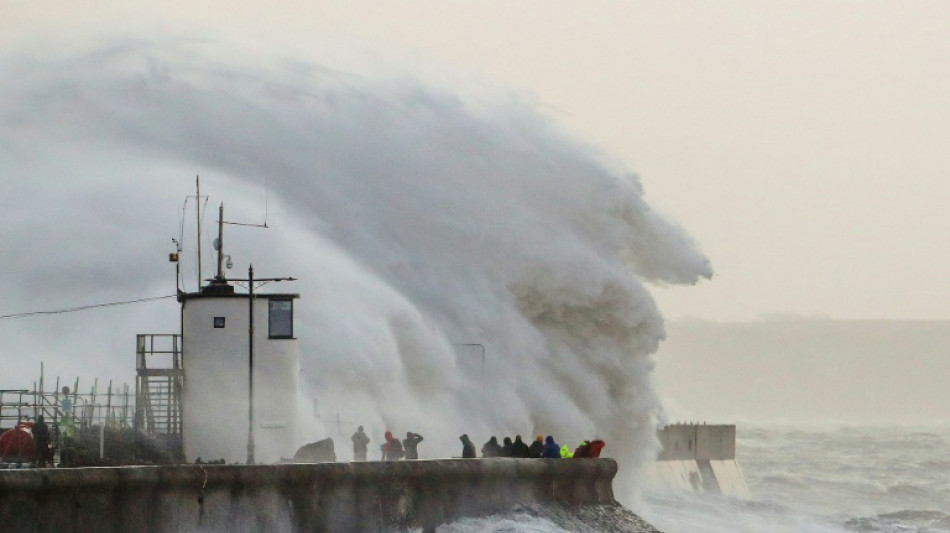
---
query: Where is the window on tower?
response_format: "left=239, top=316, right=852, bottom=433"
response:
left=268, top=298, right=293, bottom=339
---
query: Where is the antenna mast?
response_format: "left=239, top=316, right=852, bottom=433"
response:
left=195, top=176, right=202, bottom=288
left=217, top=203, right=225, bottom=280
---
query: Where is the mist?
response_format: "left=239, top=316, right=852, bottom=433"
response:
left=0, top=35, right=711, bottom=488
left=656, top=319, right=950, bottom=425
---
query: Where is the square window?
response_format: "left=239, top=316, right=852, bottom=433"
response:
left=214, top=316, right=226, bottom=328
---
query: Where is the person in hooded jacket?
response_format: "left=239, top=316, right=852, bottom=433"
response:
left=588, top=440, right=606, bottom=458
left=383, top=431, right=404, bottom=461
left=573, top=440, right=591, bottom=458
left=351, top=426, right=370, bottom=462
left=459, top=434, right=476, bottom=458
left=542, top=435, right=560, bottom=458
left=559, top=444, right=574, bottom=458
left=403, top=432, right=424, bottom=460
left=528, top=435, right=544, bottom=458
left=500, top=437, right=514, bottom=457
left=511, top=435, right=530, bottom=458
left=481, top=436, right=502, bottom=458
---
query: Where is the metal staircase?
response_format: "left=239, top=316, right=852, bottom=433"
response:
left=134, top=334, right=183, bottom=459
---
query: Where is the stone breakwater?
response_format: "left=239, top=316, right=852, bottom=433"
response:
left=0, top=458, right=659, bottom=532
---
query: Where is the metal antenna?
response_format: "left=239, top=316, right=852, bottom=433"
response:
left=216, top=203, right=225, bottom=280
left=195, top=176, right=202, bottom=288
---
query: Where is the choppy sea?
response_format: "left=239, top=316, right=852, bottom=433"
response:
left=439, top=424, right=950, bottom=532
left=638, top=424, right=950, bottom=533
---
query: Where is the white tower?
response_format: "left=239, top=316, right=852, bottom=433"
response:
left=181, top=280, right=299, bottom=463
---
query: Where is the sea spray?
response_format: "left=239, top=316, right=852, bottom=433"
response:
left=0, top=36, right=711, bottom=494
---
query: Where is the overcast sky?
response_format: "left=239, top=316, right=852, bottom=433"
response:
left=5, top=1, right=949, bottom=322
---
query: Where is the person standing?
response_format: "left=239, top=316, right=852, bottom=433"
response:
left=512, top=435, right=530, bottom=458
left=351, top=426, right=370, bottom=462
left=383, top=431, right=404, bottom=461
left=403, top=432, right=424, bottom=460
left=459, top=434, right=476, bottom=458
left=481, top=436, right=502, bottom=458
left=528, top=435, right=544, bottom=458
left=501, top=437, right=514, bottom=457
left=32, top=415, right=52, bottom=467
left=542, top=435, right=561, bottom=458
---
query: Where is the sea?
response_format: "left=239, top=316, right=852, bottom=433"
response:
left=440, top=424, right=950, bottom=533
left=639, top=424, right=950, bottom=533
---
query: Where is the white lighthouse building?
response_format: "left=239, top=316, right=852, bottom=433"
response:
left=180, top=278, right=299, bottom=464
left=135, top=196, right=299, bottom=464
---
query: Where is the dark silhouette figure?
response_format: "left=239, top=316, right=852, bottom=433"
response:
left=382, top=431, right=404, bottom=461
left=528, top=435, right=544, bottom=458
left=512, top=435, right=530, bottom=458
left=460, top=434, right=476, bottom=458
left=32, top=415, right=52, bottom=467
left=501, top=437, right=514, bottom=457
left=542, top=435, right=561, bottom=458
left=481, top=436, right=502, bottom=458
left=573, top=440, right=591, bottom=458
left=351, top=426, right=370, bottom=462
left=403, top=432, right=424, bottom=460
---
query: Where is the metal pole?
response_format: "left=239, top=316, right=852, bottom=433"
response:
left=247, top=264, right=255, bottom=464
left=217, top=203, right=225, bottom=280
left=196, top=176, right=202, bottom=289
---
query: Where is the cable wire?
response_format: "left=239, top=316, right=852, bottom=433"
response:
left=0, top=295, right=176, bottom=320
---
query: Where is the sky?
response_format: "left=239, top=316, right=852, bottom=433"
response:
left=1, top=2, right=948, bottom=436
left=5, top=1, right=949, bottom=322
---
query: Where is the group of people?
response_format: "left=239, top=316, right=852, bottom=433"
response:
left=460, top=434, right=605, bottom=459
left=350, top=426, right=604, bottom=462
left=350, top=426, right=424, bottom=461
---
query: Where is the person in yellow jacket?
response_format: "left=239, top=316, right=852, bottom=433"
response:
left=560, top=444, right=573, bottom=458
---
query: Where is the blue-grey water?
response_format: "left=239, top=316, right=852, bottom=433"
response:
left=639, top=424, right=950, bottom=533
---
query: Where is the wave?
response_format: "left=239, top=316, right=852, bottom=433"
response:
left=844, top=510, right=950, bottom=533
left=0, top=33, right=710, bottom=496
left=435, top=503, right=660, bottom=533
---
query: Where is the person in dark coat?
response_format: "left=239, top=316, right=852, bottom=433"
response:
left=511, top=435, right=530, bottom=458
left=32, top=415, right=52, bottom=467
left=573, top=440, right=591, bottom=458
left=403, top=432, right=424, bottom=460
left=351, top=426, right=370, bottom=462
left=481, top=436, right=502, bottom=458
left=528, top=435, right=544, bottom=458
left=459, top=434, right=476, bottom=458
left=500, top=437, right=514, bottom=457
left=542, top=435, right=560, bottom=458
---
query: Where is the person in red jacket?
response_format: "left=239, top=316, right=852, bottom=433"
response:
left=382, top=431, right=404, bottom=461
left=587, top=440, right=606, bottom=458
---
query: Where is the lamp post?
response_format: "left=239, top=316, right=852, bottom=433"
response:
left=218, top=265, right=296, bottom=464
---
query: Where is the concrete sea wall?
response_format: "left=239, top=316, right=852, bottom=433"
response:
left=0, top=458, right=617, bottom=532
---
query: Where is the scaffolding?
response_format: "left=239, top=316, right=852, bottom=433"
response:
left=134, top=334, right=184, bottom=459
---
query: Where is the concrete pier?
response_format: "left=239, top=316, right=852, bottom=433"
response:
left=0, top=458, right=618, bottom=532
left=640, top=424, right=750, bottom=499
